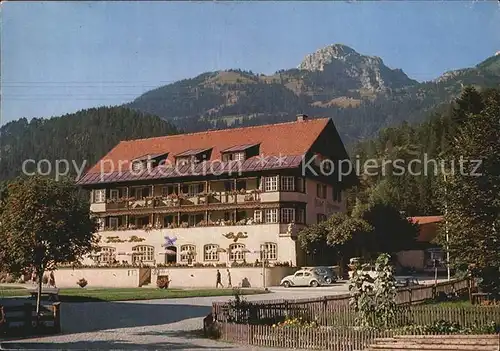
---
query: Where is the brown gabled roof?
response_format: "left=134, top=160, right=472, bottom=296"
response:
left=410, top=216, right=443, bottom=225
left=85, top=118, right=330, bottom=175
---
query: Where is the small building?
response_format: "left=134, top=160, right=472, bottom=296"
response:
left=397, top=216, right=446, bottom=272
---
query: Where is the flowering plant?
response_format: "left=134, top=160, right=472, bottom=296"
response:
left=272, top=316, right=319, bottom=328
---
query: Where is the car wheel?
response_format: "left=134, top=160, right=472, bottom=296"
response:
left=283, top=281, right=290, bottom=288
left=325, top=277, right=332, bottom=284
left=310, top=280, right=319, bottom=287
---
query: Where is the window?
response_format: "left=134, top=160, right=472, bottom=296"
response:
left=296, top=208, right=305, bottom=224
left=296, top=177, right=305, bottom=193
left=187, top=183, right=203, bottom=196
left=132, top=161, right=144, bottom=172
left=188, top=214, right=204, bottom=227
left=98, top=247, right=116, bottom=264
left=281, top=176, right=295, bottom=191
left=280, top=208, right=295, bottom=224
left=134, top=187, right=149, bottom=199
left=110, top=189, right=119, bottom=200
left=295, top=272, right=304, bottom=277
left=260, top=242, right=277, bottom=260
left=109, top=217, right=119, bottom=229
left=222, top=152, right=245, bottom=162
left=180, top=244, right=196, bottom=263
left=254, top=210, right=262, bottom=223
left=132, top=245, right=154, bottom=263
left=229, top=243, right=246, bottom=261
left=162, top=185, right=177, bottom=196
left=236, top=180, right=246, bottom=190
left=264, top=209, right=278, bottom=223
left=224, top=181, right=235, bottom=192
left=94, top=189, right=106, bottom=203
left=333, top=188, right=342, bottom=202
left=234, top=152, right=245, bottom=161
left=317, top=214, right=327, bottom=223
left=97, top=218, right=105, bottom=231
left=316, top=184, right=327, bottom=199
left=176, top=157, right=190, bottom=166
left=264, top=176, right=278, bottom=192
left=204, top=244, right=219, bottom=261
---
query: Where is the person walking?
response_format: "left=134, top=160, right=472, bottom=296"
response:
left=216, top=269, right=223, bottom=288
left=226, top=269, right=232, bottom=288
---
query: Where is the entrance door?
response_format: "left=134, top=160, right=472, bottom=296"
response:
left=165, top=246, right=177, bottom=264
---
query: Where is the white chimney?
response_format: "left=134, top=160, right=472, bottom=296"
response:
left=296, top=114, right=308, bottom=122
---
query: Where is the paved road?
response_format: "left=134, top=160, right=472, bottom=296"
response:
left=0, top=284, right=350, bottom=350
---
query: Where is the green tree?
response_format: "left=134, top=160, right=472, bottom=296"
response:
left=298, top=213, right=372, bottom=268
left=442, top=89, right=500, bottom=296
left=0, top=176, right=98, bottom=315
left=353, top=201, right=419, bottom=256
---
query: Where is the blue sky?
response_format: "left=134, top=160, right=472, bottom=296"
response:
left=2, top=1, right=500, bottom=125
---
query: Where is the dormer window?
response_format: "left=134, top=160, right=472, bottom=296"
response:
left=131, top=152, right=169, bottom=172
left=175, top=148, right=212, bottom=166
left=222, top=152, right=245, bottom=162
left=132, top=161, right=145, bottom=172
left=221, top=143, right=260, bottom=162
left=176, top=157, right=192, bottom=167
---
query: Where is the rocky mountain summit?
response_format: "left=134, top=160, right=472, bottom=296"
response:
left=298, top=44, right=416, bottom=92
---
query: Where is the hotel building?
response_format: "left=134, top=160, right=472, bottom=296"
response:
left=77, top=115, right=353, bottom=268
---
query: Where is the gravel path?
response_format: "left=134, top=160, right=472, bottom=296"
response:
left=1, top=286, right=350, bottom=350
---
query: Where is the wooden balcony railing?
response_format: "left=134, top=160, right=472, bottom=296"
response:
left=103, top=191, right=262, bottom=211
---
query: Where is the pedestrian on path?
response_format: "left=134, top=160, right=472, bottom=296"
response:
left=216, top=269, right=223, bottom=288
left=226, top=269, right=232, bottom=288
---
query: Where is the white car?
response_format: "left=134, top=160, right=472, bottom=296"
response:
left=348, top=266, right=378, bottom=280
left=280, top=269, right=323, bottom=288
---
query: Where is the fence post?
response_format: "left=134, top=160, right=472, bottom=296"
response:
left=52, top=302, right=61, bottom=333
left=408, top=288, right=412, bottom=305
left=323, top=296, right=328, bottom=326
left=23, top=303, right=33, bottom=333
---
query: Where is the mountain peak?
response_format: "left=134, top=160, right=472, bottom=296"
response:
left=298, top=44, right=364, bottom=71
left=297, top=43, right=414, bottom=92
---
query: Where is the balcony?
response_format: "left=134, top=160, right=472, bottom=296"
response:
left=96, top=190, right=262, bottom=213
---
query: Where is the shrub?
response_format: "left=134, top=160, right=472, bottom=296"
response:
left=42, top=275, right=49, bottom=285
left=4, top=275, right=15, bottom=284
left=157, top=276, right=170, bottom=289
left=77, top=278, right=88, bottom=288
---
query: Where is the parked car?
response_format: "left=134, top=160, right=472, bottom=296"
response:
left=348, top=265, right=378, bottom=280
left=280, top=269, right=325, bottom=287
left=395, top=276, right=420, bottom=288
left=306, top=266, right=338, bottom=284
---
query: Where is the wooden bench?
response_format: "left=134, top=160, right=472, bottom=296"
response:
left=27, top=287, right=60, bottom=302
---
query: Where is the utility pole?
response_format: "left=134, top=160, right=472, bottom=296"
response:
left=444, top=173, right=450, bottom=281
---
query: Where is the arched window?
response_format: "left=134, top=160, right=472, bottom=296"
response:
left=260, top=242, right=277, bottom=261
left=132, top=245, right=154, bottom=264
left=98, top=246, right=116, bottom=264
left=229, top=243, right=246, bottom=262
left=204, top=244, right=219, bottom=262
left=180, top=244, right=196, bottom=263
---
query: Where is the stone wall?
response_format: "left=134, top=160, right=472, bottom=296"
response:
left=51, top=266, right=296, bottom=288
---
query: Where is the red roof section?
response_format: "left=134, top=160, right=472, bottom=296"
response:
left=86, top=118, right=330, bottom=174
left=410, top=216, right=443, bottom=225
left=78, top=155, right=305, bottom=185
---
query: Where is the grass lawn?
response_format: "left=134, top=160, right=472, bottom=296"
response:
left=0, top=286, right=267, bottom=302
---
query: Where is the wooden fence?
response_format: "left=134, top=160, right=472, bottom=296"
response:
left=219, top=323, right=394, bottom=351
left=213, top=278, right=470, bottom=324
left=217, top=305, right=500, bottom=350
left=0, top=302, right=61, bottom=336
left=218, top=322, right=500, bottom=351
